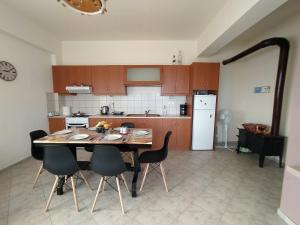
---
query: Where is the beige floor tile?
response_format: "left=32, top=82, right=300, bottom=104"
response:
left=0, top=150, right=286, bottom=225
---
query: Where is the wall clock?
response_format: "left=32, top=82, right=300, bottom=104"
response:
left=0, top=61, right=17, bottom=81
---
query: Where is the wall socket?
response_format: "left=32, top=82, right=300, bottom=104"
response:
left=254, top=86, right=271, bottom=93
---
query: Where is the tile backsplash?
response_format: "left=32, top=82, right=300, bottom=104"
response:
left=60, top=87, right=186, bottom=115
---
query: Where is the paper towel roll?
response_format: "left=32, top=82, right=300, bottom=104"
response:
left=62, top=106, right=71, bottom=116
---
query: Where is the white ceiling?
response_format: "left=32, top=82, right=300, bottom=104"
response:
left=1, top=0, right=228, bottom=41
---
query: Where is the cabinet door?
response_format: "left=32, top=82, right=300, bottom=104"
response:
left=48, top=118, right=65, bottom=133
left=143, top=119, right=163, bottom=149
left=176, top=66, right=190, bottom=95
left=190, top=63, right=220, bottom=91
left=206, top=64, right=220, bottom=91
left=69, top=66, right=91, bottom=86
left=91, top=66, right=109, bottom=94
left=161, top=66, right=176, bottom=95
left=52, top=66, right=70, bottom=94
left=107, top=66, right=126, bottom=95
left=106, top=118, right=123, bottom=128
left=176, top=119, right=192, bottom=150
left=162, top=119, right=177, bottom=150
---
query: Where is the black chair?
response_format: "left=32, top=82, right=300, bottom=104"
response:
left=43, top=145, right=88, bottom=212
left=90, top=145, right=129, bottom=214
left=29, top=130, right=47, bottom=188
left=120, top=122, right=135, bottom=165
left=139, top=131, right=172, bottom=192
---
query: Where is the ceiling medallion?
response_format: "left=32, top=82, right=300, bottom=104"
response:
left=57, top=0, right=108, bottom=15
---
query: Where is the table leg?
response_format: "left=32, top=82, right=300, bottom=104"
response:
left=56, top=176, right=65, bottom=195
left=132, top=150, right=141, bottom=197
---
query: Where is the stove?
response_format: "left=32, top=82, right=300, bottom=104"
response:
left=66, top=116, right=89, bottom=129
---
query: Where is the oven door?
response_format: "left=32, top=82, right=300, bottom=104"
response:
left=66, top=123, right=88, bottom=129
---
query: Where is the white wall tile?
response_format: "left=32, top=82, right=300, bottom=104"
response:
left=61, top=86, right=186, bottom=115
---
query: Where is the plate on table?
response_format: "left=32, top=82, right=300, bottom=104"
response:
left=134, top=130, right=150, bottom=136
left=113, top=127, right=122, bottom=131
left=89, top=127, right=96, bottom=131
left=53, top=129, right=72, bottom=135
left=104, top=134, right=122, bottom=141
left=70, top=134, right=89, bottom=140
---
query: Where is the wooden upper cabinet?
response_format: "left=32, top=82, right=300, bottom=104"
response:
left=161, top=66, right=176, bottom=94
left=161, top=65, right=190, bottom=95
left=52, top=66, right=70, bottom=94
left=91, top=66, right=126, bottom=95
left=68, top=66, right=91, bottom=86
left=190, top=63, right=220, bottom=92
left=106, top=66, right=126, bottom=95
left=91, top=66, right=109, bottom=95
left=176, top=66, right=190, bottom=94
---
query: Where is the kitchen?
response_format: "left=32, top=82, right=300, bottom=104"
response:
left=1, top=0, right=300, bottom=225
left=47, top=63, right=219, bottom=151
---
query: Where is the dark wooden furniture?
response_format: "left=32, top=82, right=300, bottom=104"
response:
left=237, top=128, right=284, bottom=168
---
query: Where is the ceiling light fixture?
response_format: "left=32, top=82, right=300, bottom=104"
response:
left=57, top=0, right=108, bottom=15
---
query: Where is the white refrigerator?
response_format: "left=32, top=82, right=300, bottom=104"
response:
left=192, top=95, right=216, bottom=150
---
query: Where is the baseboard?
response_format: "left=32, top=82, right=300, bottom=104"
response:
left=277, top=208, right=297, bottom=225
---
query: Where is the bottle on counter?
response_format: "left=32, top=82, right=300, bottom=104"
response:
left=162, top=105, right=168, bottom=116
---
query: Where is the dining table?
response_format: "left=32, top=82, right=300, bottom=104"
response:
left=33, top=128, right=152, bottom=197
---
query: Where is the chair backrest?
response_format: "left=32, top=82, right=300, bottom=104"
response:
left=29, top=130, right=47, bottom=160
left=159, top=131, right=172, bottom=161
left=43, top=145, right=79, bottom=176
left=121, top=122, right=135, bottom=128
left=90, top=145, right=126, bottom=176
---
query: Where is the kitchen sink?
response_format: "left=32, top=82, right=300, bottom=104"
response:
left=126, top=114, right=161, bottom=117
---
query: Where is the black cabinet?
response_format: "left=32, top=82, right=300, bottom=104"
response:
left=237, top=128, right=284, bottom=168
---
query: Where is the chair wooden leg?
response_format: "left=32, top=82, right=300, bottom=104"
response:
left=130, top=152, right=135, bottom=166
left=120, top=173, right=129, bottom=193
left=79, top=171, right=92, bottom=190
left=139, top=163, right=149, bottom=192
left=33, top=162, right=43, bottom=188
left=102, top=176, right=106, bottom=191
left=45, top=176, right=59, bottom=212
left=116, top=177, right=125, bottom=214
left=91, top=177, right=104, bottom=213
left=71, top=176, right=79, bottom=212
left=160, top=162, right=168, bottom=192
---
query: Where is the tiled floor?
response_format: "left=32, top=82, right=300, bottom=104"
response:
left=0, top=150, right=286, bottom=225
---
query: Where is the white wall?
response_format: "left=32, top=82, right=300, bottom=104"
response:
left=0, top=1, right=62, bottom=64
left=62, top=40, right=197, bottom=65
left=0, top=31, right=52, bottom=170
left=207, top=10, right=300, bottom=143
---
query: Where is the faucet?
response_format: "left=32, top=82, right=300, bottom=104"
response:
left=145, top=109, right=151, bottom=116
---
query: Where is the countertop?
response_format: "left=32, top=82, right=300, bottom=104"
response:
left=49, top=114, right=191, bottom=119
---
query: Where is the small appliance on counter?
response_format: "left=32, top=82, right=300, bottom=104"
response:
left=100, top=106, right=109, bottom=115
left=62, top=106, right=71, bottom=116
left=180, top=103, right=188, bottom=116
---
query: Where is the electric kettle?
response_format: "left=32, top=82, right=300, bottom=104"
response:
left=100, top=106, right=109, bottom=115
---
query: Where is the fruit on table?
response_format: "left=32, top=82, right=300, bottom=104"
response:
left=95, top=120, right=111, bottom=128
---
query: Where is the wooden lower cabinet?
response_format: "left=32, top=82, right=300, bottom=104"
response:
left=176, top=119, right=192, bottom=150
left=87, top=117, right=191, bottom=150
left=162, top=118, right=191, bottom=150
left=48, top=117, right=66, bottom=133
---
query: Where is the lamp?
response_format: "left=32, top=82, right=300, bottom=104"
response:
left=57, top=0, right=108, bottom=15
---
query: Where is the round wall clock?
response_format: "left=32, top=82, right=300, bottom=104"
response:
left=0, top=61, right=17, bottom=81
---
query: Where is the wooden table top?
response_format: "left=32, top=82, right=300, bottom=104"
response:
left=33, top=128, right=152, bottom=145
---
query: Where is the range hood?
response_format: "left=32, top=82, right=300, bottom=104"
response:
left=66, top=86, right=92, bottom=94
